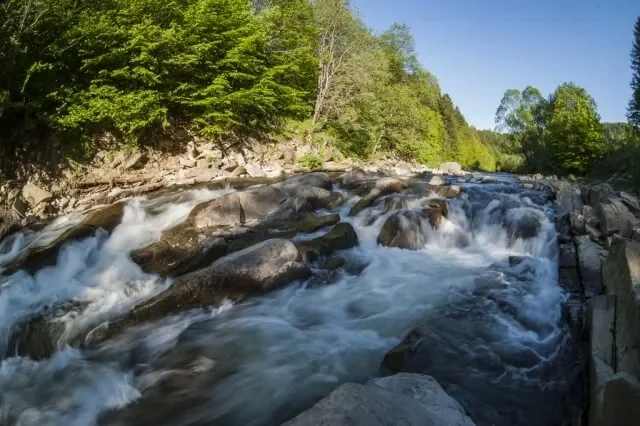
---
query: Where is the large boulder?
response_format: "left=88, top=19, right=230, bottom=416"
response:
left=4, top=202, right=126, bottom=274
left=377, top=210, right=429, bottom=250
left=439, top=162, right=463, bottom=175
left=597, top=198, right=638, bottom=238
left=349, top=177, right=408, bottom=217
left=602, top=237, right=640, bottom=378
left=588, top=295, right=616, bottom=426
left=188, top=186, right=288, bottom=228
left=284, top=374, right=474, bottom=426
left=275, top=172, right=333, bottom=192
left=340, top=168, right=370, bottom=189
left=22, top=182, right=52, bottom=207
left=296, top=222, right=359, bottom=261
left=549, top=180, right=583, bottom=214
left=575, top=235, right=605, bottom=297
left=503, top=209, right=543, bottom=240
left=126, top=239, right=311, bottom=323
left=598, top=373, right=640, bottom=426
left=130, top=225, right=228, bottom=277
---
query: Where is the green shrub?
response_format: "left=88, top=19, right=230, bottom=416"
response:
left=299, top=153, right=323, bottom=169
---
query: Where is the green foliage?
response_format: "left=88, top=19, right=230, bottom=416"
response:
left=299, top=152, right=323, bottom=169
left=0, top=0, right=500, bottom=177
left=628, top=16, right=640, bottom=130
left=543, top=83, right=605, bottom=174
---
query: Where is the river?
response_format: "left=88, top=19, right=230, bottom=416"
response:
left=0, top=173, right=582, bottom=426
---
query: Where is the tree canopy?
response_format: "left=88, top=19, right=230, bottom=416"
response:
left=0, top=0, right=503, bottom=177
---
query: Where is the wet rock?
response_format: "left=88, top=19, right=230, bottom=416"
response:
left=128, top=239, right=310, bottom=323
left=570, top=213, right=586, bottom=235
left=428, top=175, right=446, bottom=186
left=433, top=185, right=462, bottom=198
left=341, top=168, right=369, bottom=189
left=381, top=328, right=426, bottom=373
left=504, top=209, right=542, bottom=240
left=586, top=183, right=614, bottom=207
left=188, top=186, right=287, bottom=228
left=349, top=177, right=408, bottom=217
left=7, top=300, right=89, bottom=360
left=296, top=222, right=359, bottom=262
left=588, top=295, right=616, bottom=426
left=598, top=373, right=640, bottom=426
left=278, top=184, right=343, bottom=210
left=633, top=228, right=640, bottom=243
left=22, top=183, right=52, bottom=207
left=602, top=237, right=640, bottom=378
left=276, top=172, right=332, bottom=191
left=284, top=375, right=475, bottom=426
left=324, top=255, right=346, bottom=270
left=439, top=162, right=463, bottom=176
left=597, top=198, right=638, bottom=238
left=5, top=202, right=126, bottom=274
left=575, top=235, right=604, bottom=297
left=131, top=226, right=228, bottom=276
left=377, top=210, right=429, bottom=250
left=425, top=198, right=448, bottom=226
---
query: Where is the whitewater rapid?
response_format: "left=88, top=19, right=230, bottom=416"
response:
left=0, top=174, right=576, bottom=426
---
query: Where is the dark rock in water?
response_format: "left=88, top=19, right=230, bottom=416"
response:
left=349, top=178, right=408, bottom=217
left=6, top=300, right=89, bottom=360
left=503, top=209, right=542, bottom=240
left=131, top=225, right=228, bottom=276
left=598, top=373, right=640, bottom=426
left=296, top=223, right=359, bottom=262
left=424, top=198, right=448, bottom=227
left=340, top=168, right=370, bottom=189
left=377, top=210, right=429, bottom=250
left=126, top=239, right=310, bottom=324
left=5, top=202, right=126, bottom=274
left=324, top=255, right=346, bottom=270
left=381, top=328, right=426, bottom=374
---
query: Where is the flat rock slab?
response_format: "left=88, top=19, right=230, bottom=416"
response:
left=284, top=373, right=474, bottom=426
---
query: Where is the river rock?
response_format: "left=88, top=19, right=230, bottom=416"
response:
left=377, top=210, right=429, bottom=250
left=439, top=162, right=463, bottom=175
left=503, top=209, right=543, bottom=240
left=296, top=222, right=359, bottom=262
left=341, top=168, right=369, bottom=189
left=428, top=175, right=446, bottom=186
left=189, top=186, right=287, bottom=228
left=0, top=208, right=20, bottom=242
left=131, top=226, right=228, bottom=277
left=122, top=152, right=145, bottom=170
left=349, top=177, right=408, bottom=217
left=550, top=180, right=583, bottom=214
left=22, top=183, right=52, bottom=207
left=283, top=148, right=296, bottom=165
left=586, top=183, right=615, bottom=207
left=588, top=296, right=616, bottom=426
left=245, top=164, right=266, bottom=178
left=575, top=235, right=604, bottom=297
left=602, top=237, right=640, bottom=378
left=619, top=191, right=640, bottom=216
left=284, top=375, right=474, bottom=426
left=127, top=239, right=310, bottom=323
left=5, top=202, right=126, bottom=274
left=597, top=373, right=640, bottom=426
left=433, top=185, right=462, bottom=198
left=597, top=198, right=637, bottom=238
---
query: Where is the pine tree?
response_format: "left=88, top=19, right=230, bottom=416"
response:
left=628, top=16, right=640, bottom=130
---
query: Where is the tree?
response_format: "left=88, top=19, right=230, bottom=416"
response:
left=628, top=16, right=640, bottom=130
left=543, top=83, right=604, bottom=174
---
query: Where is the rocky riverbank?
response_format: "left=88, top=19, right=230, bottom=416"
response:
left=1, top=163, right=636, bottom=426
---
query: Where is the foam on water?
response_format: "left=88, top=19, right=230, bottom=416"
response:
left=0, top=176, right=575, bottom=426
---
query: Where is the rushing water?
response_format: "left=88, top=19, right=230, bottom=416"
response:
left=0, top=174, right=581, bottom=426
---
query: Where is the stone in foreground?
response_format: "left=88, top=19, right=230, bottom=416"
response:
left=127, top=239, right=310, bottom=323
left=284, top=373, right=474, bottom=426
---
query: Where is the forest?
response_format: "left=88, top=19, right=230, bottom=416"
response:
left=1, top=0, right=639, bottom=179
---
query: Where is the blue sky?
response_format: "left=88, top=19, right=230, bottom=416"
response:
left=351, top=0, right=640, bottom=129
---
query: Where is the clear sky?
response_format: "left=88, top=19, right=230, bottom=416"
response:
left=351, top=0, right=640, bottom=130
